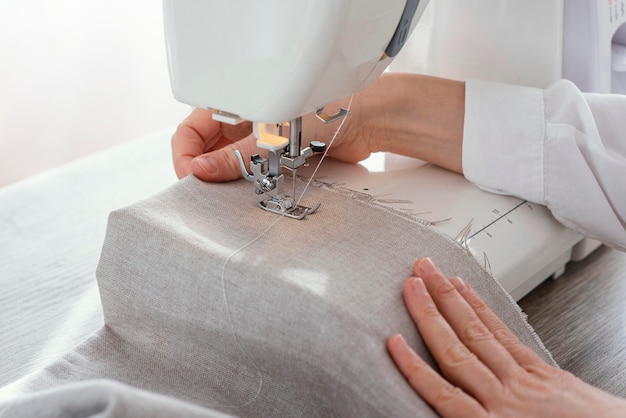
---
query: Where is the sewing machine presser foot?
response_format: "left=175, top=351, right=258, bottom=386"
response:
left=235, top=148, right=321, bottom=220
left=258, top=198, right=321, bottom=220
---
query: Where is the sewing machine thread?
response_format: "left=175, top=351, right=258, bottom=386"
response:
left=216, top=95, right=354, bottom=409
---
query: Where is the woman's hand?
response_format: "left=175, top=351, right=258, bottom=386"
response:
left=171, top=74, right=466, bottom=182
left=171, top=108, right=257, bottom=181
left=387, top=258, right=626, bottom=417
left=170, top=101, right=376, bottom=182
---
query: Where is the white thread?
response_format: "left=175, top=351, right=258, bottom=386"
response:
left=295, top=95, right=354, bottom=209
left=217, top=95, right=354, bottom=408
left=217, top=216, right=281, bottom=408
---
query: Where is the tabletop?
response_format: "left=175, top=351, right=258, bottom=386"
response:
left=519, top=245, right=626, bottom=398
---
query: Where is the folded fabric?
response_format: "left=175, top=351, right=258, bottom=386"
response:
left=1, top=176, right=554, bottom=417
left=0, top=380, right=232, bottom=418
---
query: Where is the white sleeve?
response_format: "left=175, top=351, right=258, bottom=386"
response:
left=462, top=79, right=626, bottom=251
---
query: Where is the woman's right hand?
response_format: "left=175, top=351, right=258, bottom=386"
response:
left=171, top=98, right=376, bottom=183
left=171, top=108, right=257, bottom=182
left=171, top=73, right=466, bottom=182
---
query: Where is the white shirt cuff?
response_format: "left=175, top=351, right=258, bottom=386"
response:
left=462, top=79, right=545, bottom=204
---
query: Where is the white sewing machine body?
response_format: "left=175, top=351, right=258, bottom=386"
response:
left=163, top=0, right=622, bottom=299
left=163, top=0, right=428, bottom=123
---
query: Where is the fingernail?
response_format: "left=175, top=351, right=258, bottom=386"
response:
left=418, top=257, right=439, bottom=275
left=195, top=156, right=218, bottom=175
left=450, top=276, right=467, bottom=292
left=410, top=277, right=427, bottom=294
left=389, top=334, right=407, bottom=348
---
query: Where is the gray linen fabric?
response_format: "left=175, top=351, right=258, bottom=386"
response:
left=2, top=176, right=554, bottom=417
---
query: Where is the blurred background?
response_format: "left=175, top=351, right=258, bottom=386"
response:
left=0, top=1, right=191, bottom=187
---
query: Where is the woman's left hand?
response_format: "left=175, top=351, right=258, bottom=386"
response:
left=387, top=258, right=626, bottom=417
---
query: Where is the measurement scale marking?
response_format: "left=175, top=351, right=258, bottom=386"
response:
left=469, top=200, right=528, bottom=239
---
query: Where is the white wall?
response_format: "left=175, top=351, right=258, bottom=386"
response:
left=0, top=1, right=191, bottom=186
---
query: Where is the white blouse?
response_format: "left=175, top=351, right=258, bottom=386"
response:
left=463, top=79, right=626, bottom=251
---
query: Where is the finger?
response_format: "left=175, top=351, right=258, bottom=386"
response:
left=413, top=258, right=524, bottom=382
left=402, top=276, right=502, bottom=403
left=387, top=334, right=485, bottom=417
left=191, top=133, right=259, bottom=182
left=450, top=276, right=547, bottom=371
left=171, top=108, right=221, bottom=179
left=220, top=119, right=254, bottom=143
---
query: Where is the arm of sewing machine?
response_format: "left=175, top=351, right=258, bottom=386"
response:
left=162, top=0, right=428, bottom=218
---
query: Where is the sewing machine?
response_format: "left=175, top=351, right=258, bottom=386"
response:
left=162, top=0, right=617, bottom=300
left=163, top=0, right=429, bottom=218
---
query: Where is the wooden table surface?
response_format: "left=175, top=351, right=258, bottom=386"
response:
left=519, top=246, right=626, bottom=398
